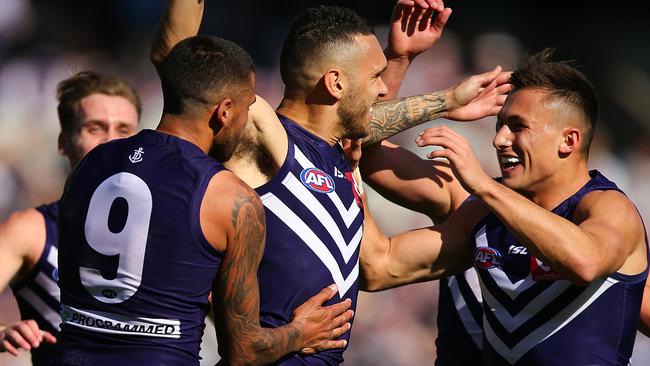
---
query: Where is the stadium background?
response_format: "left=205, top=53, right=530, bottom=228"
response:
left=1, top=0, right=649, bottom=364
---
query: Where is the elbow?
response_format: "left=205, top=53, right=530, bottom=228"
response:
left=563, top=261, right=602, bottom=286
left=359, top=275, right=385, bottom=292
left=359, top=257, right=392, bottom=292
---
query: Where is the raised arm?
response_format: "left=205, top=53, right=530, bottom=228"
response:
left=150, top=2, right=287, bottom=181
left=151, top=0, right=204, bottom=67
left=380, top=0, right=452, bottom=100
left=203, top=172, right=352, bottom=365
left=365, top=66, right=511, bottom=145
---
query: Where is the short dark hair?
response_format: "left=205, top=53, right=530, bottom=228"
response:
left=280, top=6, right=374, bottom=90
left=57, top=71, right=142, bottom=135
left=511, top=48, right=598, bottom=154
left=158, top=35, right=254, bottom=116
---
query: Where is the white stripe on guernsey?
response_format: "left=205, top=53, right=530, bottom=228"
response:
left=483, top=277, right=619, bottom=364
left=480, top=278, right=571, bottom=332
left=475, top=226, right=538, bottom=298
left=261, top=192, right=359, bottom=297
left=282, top=173, right=362, bottom=263
left=293, top=145, right=360, bottom=228
left=465, top=267, right=483, bottom=302
left=15, top=287, right=61, bottom=331
left=47, top=245, right=58, bottom=268
left=448, top=273, right=483, bottom=349
left=34, top=272, right=60, bottom=300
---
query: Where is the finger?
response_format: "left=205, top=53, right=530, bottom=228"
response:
left=495, top=83, right=513, bottom=95
left=350, top=139, right=362, bottom=148
left=17, top=322, right=40, bottom=347
left=417, top=126, right=465, bottom=147
left=341, top=138, right=351, bottom=149
left=318, top=339, right=348, bottom=351
left=2, top=340, right=19, bottom=356
left=42, top=331, right=57, bottom=344
left=412, top=0, right=430, bottom=9
left=478, top=79, right=498, bottom=97
left=5, top=329, right=31, bottom=351
left=496, top=94, right=508, bottom=106
left=496, top=70, right=513, bottom=85
left=418, top=133, right=468, bottom=158
left=407, top=5, right=425, bottom=36
left=399, top=4, right=413, bottom=32
left=427, top=148, right=454, bottom=160
left=432, top=8, right=452, bottom=34
left=425, top=0, right=442, bottom=11
left=419, top=8, right=435, bottom=32
left=330, top=322, right=352, bottom=339
left=322, top=298, right=353, bottom=317
left=25, top=320, right=43, bottom=344
left=391, top=1, right=411, bottom=23
left=475, top=65, right=503, bottom=86
left=332, top=309, right=355, bottom=327
left=307, top=284, right=339, bottom=306
left=488, top=105, right=504, bottom=116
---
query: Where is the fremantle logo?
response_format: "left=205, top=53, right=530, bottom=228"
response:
left=300, top=168, right=335, bottom=193
left=474, top=246, right=503, bottom=269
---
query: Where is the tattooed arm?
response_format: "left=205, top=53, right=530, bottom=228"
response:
left=201, top=171, right=353, bottom=365
left=364, top=66, right=512, bottom=145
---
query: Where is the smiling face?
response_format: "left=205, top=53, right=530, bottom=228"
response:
left=337, top=34, right=388, bottom=139
left=493, top=88, right=571, bottom=194
left=61, top=93, right=139, bottom=167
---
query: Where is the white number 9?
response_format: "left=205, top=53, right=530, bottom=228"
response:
left=81, top=172, right=152, bottom=304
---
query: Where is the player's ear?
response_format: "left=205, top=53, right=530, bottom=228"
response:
left=209, top=99, right=233, bottom=134
left=323, top=69, right=345, bottom=101
left=58, top=132, right=70, bottom=156
left=559, top=127, right=581, bottom=155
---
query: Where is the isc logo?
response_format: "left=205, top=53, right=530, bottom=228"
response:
left=473, top=246, right=503, bottom=269
left=300, top=168, right=335, bottom=193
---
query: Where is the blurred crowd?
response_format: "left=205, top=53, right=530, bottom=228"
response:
left=1, top=1, right=649, bottom=365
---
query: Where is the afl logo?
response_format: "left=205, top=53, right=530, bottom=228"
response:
left=474, top=246, right=503, bottom=269
left=300, top=168, right=335, bottom=193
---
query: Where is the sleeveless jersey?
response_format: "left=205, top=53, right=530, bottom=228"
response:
left=10, top=201, right=60, bottom=365
left=53, top=129, right=224, bottom=365
left=436, top=269, right=483, bottom=365
left=472, top=170, right=647, bottom=365
left=255, top=115, right=364, bottom=365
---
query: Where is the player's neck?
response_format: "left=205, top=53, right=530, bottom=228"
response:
left=156, top=114, right=213, bottom=153
left=527, top=162, right=591, bottom=210
left=277, top=97, right=340, bottom=146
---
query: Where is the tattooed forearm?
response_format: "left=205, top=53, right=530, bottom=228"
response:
left=216, top=185, right=301, bottom=366
left=365, top=91, right=447, bottom=146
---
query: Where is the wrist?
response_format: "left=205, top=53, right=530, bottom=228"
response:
left=286, top=319, right=305, bottom=352
left=442, top=88, right=455, bottom=118
left=471, top=176, right=500, bottom=200
left=384, top=48, right=415, bottom=64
